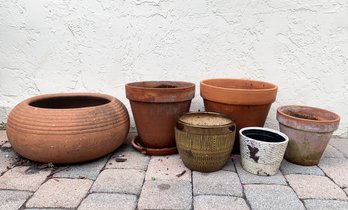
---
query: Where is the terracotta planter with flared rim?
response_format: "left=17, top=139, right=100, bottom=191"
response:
left=125, top=81, right=195, bottom=155
left=6, top=93, right=130, bottom=164
left=200, top=78, right=278, bottom=154
left=239, top=127, right=289, bottom=176
left=175, top=112, right=236, bottom=172
left=277, top=105, right=340, bottom=166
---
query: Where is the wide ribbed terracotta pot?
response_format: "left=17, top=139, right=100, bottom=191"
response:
left=6, top=93, right=129, bottom=164
left=277, top=105, right=340, bottom=166
left=200, top=78, right=278, bottom=153
left=126, top=81, right=195, bottom=155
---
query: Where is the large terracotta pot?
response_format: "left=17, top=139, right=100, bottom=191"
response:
left=277, top=105, right=340, bottom=166
left=200, top=78, right=278, bottom=153
left=6, top=93, right=129, bottom=164
left=125, top=81, right=195, bottom=155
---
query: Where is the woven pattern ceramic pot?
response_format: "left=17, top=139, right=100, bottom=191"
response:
left=175, top=112, right=235, bottom=172
left=6, top=93, right=129, bottom=164
left=240, top=127, right=289, bottom=176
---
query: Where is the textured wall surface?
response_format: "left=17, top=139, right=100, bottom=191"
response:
left=1, top=0, right=347, bottom=136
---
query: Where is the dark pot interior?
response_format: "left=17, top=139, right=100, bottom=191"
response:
left=242, top=129, right=286, bottom=143
left=29, top=96, right=111, bottom=109
left=127, top=81, right=194, bottom=89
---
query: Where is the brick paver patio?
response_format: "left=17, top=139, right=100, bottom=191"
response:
left=1, top=130, right=348, bottom=210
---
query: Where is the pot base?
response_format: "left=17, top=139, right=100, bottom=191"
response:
left=131, top=136, right=178, bottom=156
left=284, top=157, right=319, bottom=166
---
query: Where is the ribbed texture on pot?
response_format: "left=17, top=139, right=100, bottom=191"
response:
left=175, top=128, right=235, bottom=172
left=6, top=93, right=130, bottom=164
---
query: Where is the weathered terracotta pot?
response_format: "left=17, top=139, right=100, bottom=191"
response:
left=277, top=105, right=340, bottom=166
left=200, top=78, right=278, bottom=153
left=126, top=81, right=195, bottom=155
left=6, top=93, right=129, bottom=164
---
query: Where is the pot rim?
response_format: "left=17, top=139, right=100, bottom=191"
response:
left=200, top=78, right=277, bottom=105
left=239, top=127, right=289, bottom=145
left=200, top=78, right=278, bottom=92
left=177, top=111, right=235, bottom=129
left=126, top=81, right=195, bottom=90
left=22, top=92, right=116, bottom=111
left=277, top=105, right=340, bottom=123
left=125, top=81, right=195, bottom=103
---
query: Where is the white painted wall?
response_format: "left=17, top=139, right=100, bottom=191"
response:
left=1, top=0, right=347, bottom=137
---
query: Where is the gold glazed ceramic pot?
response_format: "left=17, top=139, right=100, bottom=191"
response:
left=175, top=112, right=236, bottom=172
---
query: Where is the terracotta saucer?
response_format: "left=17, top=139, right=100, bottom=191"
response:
left=131, top=135, right=178, bottom=156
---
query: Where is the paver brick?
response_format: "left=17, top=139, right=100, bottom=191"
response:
left=106, top=145, right=150, bottom=170
left=222, top=158, right=236, bottom=172
left=194, top=195, right=249, bottom=210
left=323, top=144, right=345, bottom=158
left=0, top=130, right=8, bottom=146
left=318, top=158, right=348, bottom=188
left=138, top=180, right=192, bottom=210
left=234, top=156, right=287, bottom=185
left=286, top=174, right=347, bottom=200
left=244, top=184, right=305, bottom=210
left=329, top=138, right=348, bottom=158
left=145, top=155, right=191, bottom=181
left=0, top=150, right=19, bottom=175
left=91, top=169, right=145, bottom=195
left=0, top=166, right=50, bottom=191
left=304, top=199, right=348, bottom=210
left=24, top=208, right=66, bottom=210
left=26, top=178, right=93, bottom=208
left=78, top=193, right=137, bottom=210
left=0, top=190, right=32, bottom=210
left=1, top=142, right=11, bottom=149
left=53, top=155, right=109, bottom=180
left=193, top=171, right=243, bottom=197
left=280, top=159, right=324, bottom=176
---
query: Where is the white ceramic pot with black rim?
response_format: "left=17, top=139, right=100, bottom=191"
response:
left=239, top=127, right=289, bottom=176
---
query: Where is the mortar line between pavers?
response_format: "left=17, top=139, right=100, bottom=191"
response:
left=18, top=171, right=56, bottom=210
left=0, top=188, right=33, bottom=193
left=96, top=153, right=113, bottom=173
left=75, top=153, right=113, bottom=209
left=328, top=142, right=348, bottom=159
left=88, top=191, right=140, bottom=196
left=233, top=158, right=252, bottom=210
left=135, top=155, right=151, bottom=210
left=282, top=173, right=308, bottom=209
left=316, top=162, right=348, bottom=194
left=18, top=189, right=36, bottom=209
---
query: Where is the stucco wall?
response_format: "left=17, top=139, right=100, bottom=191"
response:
left=1, top=0, right=347, bottom=137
